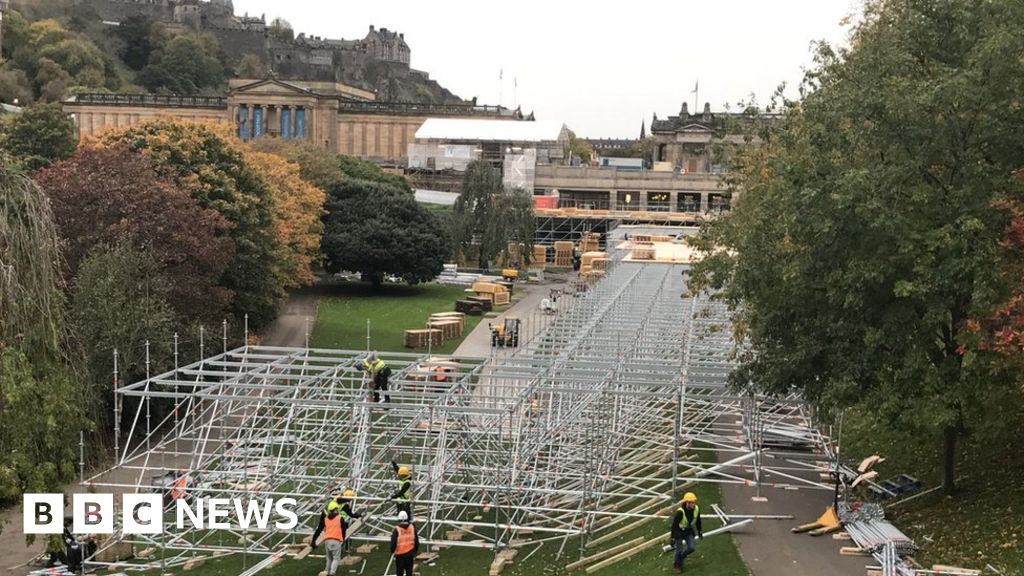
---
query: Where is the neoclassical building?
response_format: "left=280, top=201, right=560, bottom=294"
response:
left=63, top=78, right=526, bottom=163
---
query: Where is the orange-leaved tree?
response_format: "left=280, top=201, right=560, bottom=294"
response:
left=243, top=148, right=325, bottom=287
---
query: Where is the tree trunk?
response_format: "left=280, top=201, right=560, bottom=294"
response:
left=942, top=425, right=957, bottom=494
left=369, top=272, right=382, bottom=290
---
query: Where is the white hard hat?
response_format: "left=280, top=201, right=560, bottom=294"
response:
left=369, top=351, right=378, bottom=361
left=398, top=511, right=409, bottom=522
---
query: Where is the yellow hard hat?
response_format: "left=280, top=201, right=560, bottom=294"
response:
left=326, top=501, right=340, bottom=512
left=398, top=466, right=411, bottom=478
left=343, top=489, right=355, bottom=499
left=683, top=492, right=698, bottom=503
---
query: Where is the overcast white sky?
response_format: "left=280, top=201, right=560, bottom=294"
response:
left=233, top=0, right=861, bottom=138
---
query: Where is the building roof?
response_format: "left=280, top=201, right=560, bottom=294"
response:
left=415, top=118, right=566, bottom=143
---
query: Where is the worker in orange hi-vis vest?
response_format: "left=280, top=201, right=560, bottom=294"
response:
left=310, top=501, right=346, bottom=576
left=389, top=510, right=419, bottom=576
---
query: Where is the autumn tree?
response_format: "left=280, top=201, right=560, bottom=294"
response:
left=452, top=160, right=533, bottom=268
left=0, top=102, right=77, bottom=170
left=322, top=179, right=449, bottom=288
left=0, top=157, right=91, bottom=504
left=101, top=119, right=285, bottom=327
left=689, top=0, right=1024, bottom=494
left=35, top=146, right=234, bottom=320
left=243, top=149, right=325, bottom=287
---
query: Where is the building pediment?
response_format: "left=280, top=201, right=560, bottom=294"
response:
left=679, top=123, right=713, bottom=132
left=229, top=79, right=318, bottom=97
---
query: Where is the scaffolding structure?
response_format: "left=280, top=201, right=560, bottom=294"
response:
left=86, top=260, right=840, bottom=572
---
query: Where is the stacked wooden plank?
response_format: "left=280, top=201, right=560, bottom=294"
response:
left=428, top=319, right=462, bottom=339
left=580, top=232, right=601, bottom=253
left=493, top=291, right=511, bottom=306
left=592, top=257, right=610, bottom=271
left=404, top=329, right=443, bottom=348
left=430, top=312, right=465, bottom=331
left=630, top=241, right=656, bottom=260
left=554, top=241, right=574, bottom=267
left=651, top=235, right=673, bottom=242
left=632, top=234, right=653, bottom=243
left=472, top=282, right=509, bottom=304
left=531, top=245, right=548, bottom=269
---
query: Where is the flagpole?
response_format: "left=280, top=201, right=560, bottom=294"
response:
left=694, top=80, right=699, bottom=114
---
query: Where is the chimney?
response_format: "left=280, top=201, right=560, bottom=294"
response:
left=703, top=102, right=711, bottom=116
left=399, top=33, right=404, bottom=39
left=680, top=102, right=689, bottom=116
left=369, top=25, right=375, bottom=32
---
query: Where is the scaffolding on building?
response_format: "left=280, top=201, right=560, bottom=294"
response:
left=84, top=260, right=840, bottom=573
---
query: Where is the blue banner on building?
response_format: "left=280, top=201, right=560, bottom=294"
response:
left=295, top=108, right=305, bottom=139
left=280, top=108, right=291, bottom=139
left=253, top=107, right=263, bottom=138
left=238, top=105, right=248, bottom=140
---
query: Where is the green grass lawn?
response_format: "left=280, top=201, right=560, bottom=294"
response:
left=310, top=282, right=484, bottom=354
left=841, top=406, right=1024, bottom=574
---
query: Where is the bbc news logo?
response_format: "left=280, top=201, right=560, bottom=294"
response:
left=24, top=494, right=299, bottom=535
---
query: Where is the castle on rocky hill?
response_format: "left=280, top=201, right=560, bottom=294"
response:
left=80, top=0, right=444, bottom=100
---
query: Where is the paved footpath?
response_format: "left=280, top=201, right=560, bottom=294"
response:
left=717, top=447, right=868, bottom=576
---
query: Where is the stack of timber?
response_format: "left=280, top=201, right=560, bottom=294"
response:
left=554, top=241, right=574, bottom=267
left=630, top=241, right=655, bottom=260
left=580, top=232, right=601, bottom=253
left=428, top=319, right=462, bottom=339
left=632, top=234, right=653, bottom=243
left=472, top=282, right=510, bottom=306
left=651, top=235, right=673, bottom=242
left=429, top=312, right=465, bottom=331
left=404, top=329, right=443, bottom=348
left=531, top=245, right=548, bottom=269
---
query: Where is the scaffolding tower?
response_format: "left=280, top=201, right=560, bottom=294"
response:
left=86, top=260, right=838, bottom=572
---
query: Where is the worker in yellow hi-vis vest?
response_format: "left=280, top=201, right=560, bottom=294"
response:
left=670, top=492, right=703, bottom=572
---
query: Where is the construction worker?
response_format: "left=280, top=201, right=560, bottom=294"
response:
left=363, top=352, right=391, bottom=403
left=389, top=510, right=419, bottom=576
left=670, top=492, right=703, bottom=573
left=309, top=501, right=346, bottom=576
left=337, top=489, right=363, bottom=551
left=390, top=460, right=412, bottom=520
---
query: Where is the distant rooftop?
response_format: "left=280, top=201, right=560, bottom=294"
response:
left=415, top=118, right=566, bottom=142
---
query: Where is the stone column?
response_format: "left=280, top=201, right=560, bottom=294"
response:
left=608, top=190, right=617, bottom=211
left=669, top=191, right=678, bottom=213
left=247, top=104, right=254, bottom=140
left=700, top=193, right=709, bottom=213
left=639, top=192, right=648, bottom=211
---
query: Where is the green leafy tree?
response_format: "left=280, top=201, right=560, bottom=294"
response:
left=322, top=179, right=449, bottom=288
left=267, top=17, right=294, bottom=42
left=0, top=158, right=91, bottom=505
left=250, top=138, right=347, bottom=190
left=689, top=0, right=1024, bottom=494
left=0, top=102, right=77, bottom=170
left=0, top=68, right=34, bottom=106
left=139, top=34, right=224, bottom=95
left=71, top=242, right=175, bottom=413
left=116, top=15, right=157, bottom=71
left=101, top=119, right=285, bottom=327
left=565, top=129, right=594, bottom=164
left=236, top=54, right=266, bottom=79
left=0, top=10, right=31, bottom=61
left=337, top=155, right=413, bottom=192
left=452, top=160, right=533, bottom=268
